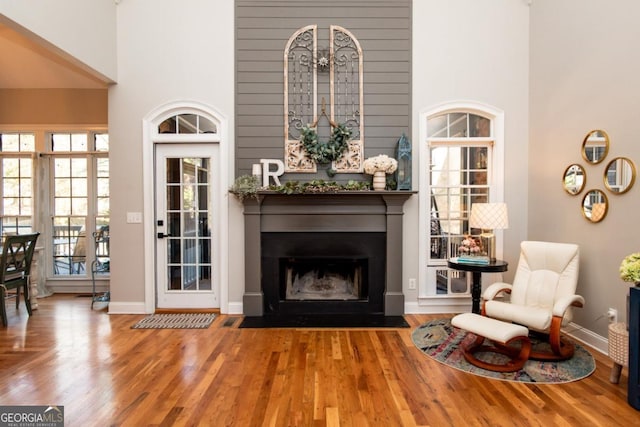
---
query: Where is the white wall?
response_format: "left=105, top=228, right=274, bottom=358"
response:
left=0, top=0, right=117, bottom=81
left=409, top=0, right=530, bottom=308
left=108, top=0, right=237, bottom=311
left=530, top=0, right=640, bottom=336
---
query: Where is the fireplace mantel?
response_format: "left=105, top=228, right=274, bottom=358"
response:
left=242, top=191, right=414, bottom=316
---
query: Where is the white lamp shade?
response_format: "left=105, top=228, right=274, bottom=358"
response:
left=469, top=203, right=509, bottom=230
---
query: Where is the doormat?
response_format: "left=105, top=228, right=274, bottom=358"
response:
left=131, top=313, right=216, bottom=329
left=411, top=317, right=595, bottom=383
left=239, top=314, right=409, bottom=328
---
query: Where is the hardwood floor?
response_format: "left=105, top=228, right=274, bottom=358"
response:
left=0, top=294, right=637, bottom=426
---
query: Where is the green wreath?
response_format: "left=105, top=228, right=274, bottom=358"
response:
left=300, top=123, right=351, bottom=164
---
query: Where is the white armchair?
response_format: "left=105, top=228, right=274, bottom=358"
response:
left=482, top=241, right=584, bottom=361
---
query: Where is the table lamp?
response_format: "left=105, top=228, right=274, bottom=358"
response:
left=469, top=202, right=509, bottom=262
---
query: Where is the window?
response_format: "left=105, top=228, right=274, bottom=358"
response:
left=426, top=112, right=494, bottom=296
left=50, top=132, right=109, bottom=276
left=0, top=133, right=35, bottom=240
left=158, top=114, right=217, bottom=134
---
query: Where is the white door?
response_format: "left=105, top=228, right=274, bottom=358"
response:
left=155, top=144, right=218, bottom=308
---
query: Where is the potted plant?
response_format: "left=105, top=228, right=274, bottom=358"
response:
left=619, top=252, right=640, bottom=328
left=363, top=154, right=398, bottom=191
left=620, top=253, right=640, bottom=285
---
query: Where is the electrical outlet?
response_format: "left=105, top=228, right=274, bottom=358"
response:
left=408, top=278, right=416, bottom=290
left=607, top=308, right=618, bottom=323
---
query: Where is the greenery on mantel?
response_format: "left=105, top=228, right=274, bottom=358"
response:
left=229, top=176, right=372, bottom=200
left=269, top=179, right=371, bottom=195
left=229, top=174, right=261, bottom=201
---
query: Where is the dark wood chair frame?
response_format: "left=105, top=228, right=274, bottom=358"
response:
left=0, top=233, right=40, bottom=326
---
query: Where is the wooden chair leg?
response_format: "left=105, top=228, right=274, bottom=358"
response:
left=23, top=279, right=32, bottom=316
left=462, top=333, right=531, bottom=373
left=529, top=316, right=575, bottom=361
left=0, top=286, right=7, bottom=327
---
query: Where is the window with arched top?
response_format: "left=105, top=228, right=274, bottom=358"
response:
left=419, top=104, right=505, bottom=303
left=158, top=114, right=217, bottom=135
left=284, top=25, right=364, bottom=173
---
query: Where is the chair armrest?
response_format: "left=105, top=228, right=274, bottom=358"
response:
left=552, top=295, right=585, bottom=317
left=483, top=282, right=513, bottom=300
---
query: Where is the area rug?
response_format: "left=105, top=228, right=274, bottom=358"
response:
left=131, top=313, right=216, bottom=329
left=411, top=317, right=595, bottom=383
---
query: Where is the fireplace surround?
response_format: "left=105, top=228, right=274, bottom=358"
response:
left=242, top=191, right=413, bottom=317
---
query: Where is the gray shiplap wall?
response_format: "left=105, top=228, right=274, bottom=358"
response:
left=235, top=0, right=411, bottom=182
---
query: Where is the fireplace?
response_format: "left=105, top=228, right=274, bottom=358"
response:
left=283, top=258, right=364, bottom=301
left=242, top=192, right=413, bottom=317
left=261, top=232, right=385, bottom=315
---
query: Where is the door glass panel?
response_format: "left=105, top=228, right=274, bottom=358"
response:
left=183, top=213, right=196, bottom=235
left=167, top=212, right=180, bottom=236
left=200, top=238, right=211, bottom=263
left=183, top=238, right=196, bottom=263
left=198, top=213, right=209, bottom=237
left=169, top=266, right=181, bottom=290
left=168, top=239, right=180, bottom=263
left=166, top=158, right=180, bottom=183
left=199, top=266, right=212, bottom=290
left=167, top=186, right=180, bottom=210
left=198, top=185, right=208, bottom=210
left=164, top=156, right=212, bottom=292
left=183, top=184, right=196, bottom=210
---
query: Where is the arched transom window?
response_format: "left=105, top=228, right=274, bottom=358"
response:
left=158, top=114, right=217, bottom=135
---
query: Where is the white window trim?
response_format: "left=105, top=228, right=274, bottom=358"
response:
left=0, top=127, right=109, bottom=289
left=416, top=101, right=505, bottom=313
left=141, top=100, right=229, bottom=314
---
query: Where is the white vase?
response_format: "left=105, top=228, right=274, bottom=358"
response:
left=372, top=171, right=386, bottom=191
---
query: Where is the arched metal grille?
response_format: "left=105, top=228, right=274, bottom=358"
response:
left=284, top=25, right=364, bottom=173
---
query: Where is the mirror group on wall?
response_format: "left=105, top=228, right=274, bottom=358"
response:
left=562, top=129, right=636, bottom=223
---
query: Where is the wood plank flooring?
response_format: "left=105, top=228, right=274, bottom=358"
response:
left=0, top=295, right=637, bottom=426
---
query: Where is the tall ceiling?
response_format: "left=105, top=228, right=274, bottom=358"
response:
left=0, top=21, right=110, bottom=89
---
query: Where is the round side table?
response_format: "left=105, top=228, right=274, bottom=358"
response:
left=608, top=322, right=629, bottom=384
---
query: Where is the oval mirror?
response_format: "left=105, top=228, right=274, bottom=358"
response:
left=581, top=129, right=609, bottom=164
left=581, top=189, right=608, bottom=223
left=563, top=164, right=586, bottom=195
left=604, top=157, right=636, bottom=194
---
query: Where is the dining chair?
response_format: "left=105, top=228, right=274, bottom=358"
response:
left=0, top=232, right=40, bottom=326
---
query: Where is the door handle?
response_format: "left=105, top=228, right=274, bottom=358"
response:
left=157, top=233, right=172, bottom=239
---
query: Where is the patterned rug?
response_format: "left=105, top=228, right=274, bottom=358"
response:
left=131, top=313, right=216, bottom=329
left=411, top=317, right=596, bottom=383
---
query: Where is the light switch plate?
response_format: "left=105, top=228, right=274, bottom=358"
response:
left=126, top=212, right=143, bottom=224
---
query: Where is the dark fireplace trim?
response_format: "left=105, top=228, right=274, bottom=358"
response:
left=242, top=191, right=414, bottom=316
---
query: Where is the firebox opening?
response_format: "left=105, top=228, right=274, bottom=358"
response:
left=281, top=257, right=368, bottom=301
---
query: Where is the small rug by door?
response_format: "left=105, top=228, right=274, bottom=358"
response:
left=131, top=313, right=216, bottom=329
left=411, top=317, right=595, bottom=384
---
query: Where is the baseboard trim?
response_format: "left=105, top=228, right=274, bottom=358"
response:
left=108, top=302, right=147, bottom=314
left=227, top=301, right=243, bottom=315
left=564, top=321, right=608, bottom=355
left=406, top=298, right=471, bottom=314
